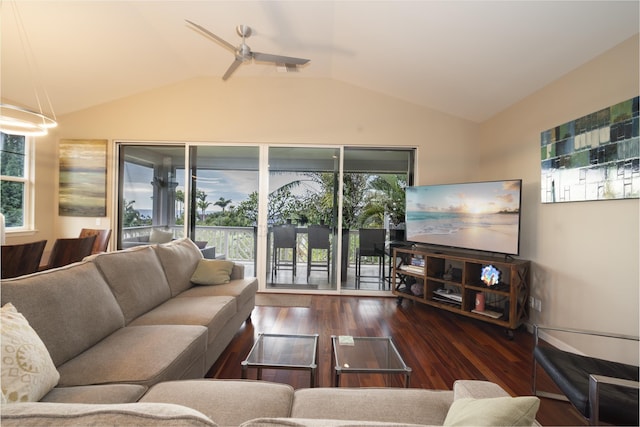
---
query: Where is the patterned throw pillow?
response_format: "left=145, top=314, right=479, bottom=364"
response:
left=1, top=303, right=60, bottom=403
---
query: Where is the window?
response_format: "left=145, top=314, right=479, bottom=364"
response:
left=0, top=132, right=32, bottom=230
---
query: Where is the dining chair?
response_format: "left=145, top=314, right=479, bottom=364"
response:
left=79, top=228, right=112, bottom=254
left=355, top=228, right=386, bottom=289
left=1, top=240, right=47, bottom=279
left=41, top=235, right=97, bottom=270
left=307, top=225, right=330, bottom=282
left=271, top=225, right=297, bottom=280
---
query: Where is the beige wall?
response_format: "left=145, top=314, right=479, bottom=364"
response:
left=478, top=35, right=639, bottom=364
left=7, top=36, right=638, bottom=364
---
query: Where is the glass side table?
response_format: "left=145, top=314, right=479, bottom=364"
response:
left=331, top=335, right=411, bottom=387
left=241, top=333, right=319, bottom=387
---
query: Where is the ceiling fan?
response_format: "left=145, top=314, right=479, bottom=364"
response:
left=186, top=20, right=310, bottom=81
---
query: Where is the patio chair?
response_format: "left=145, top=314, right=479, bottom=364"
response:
left=355, top=228, right=385, bottom=289
left=271, top=225, right=297, bottom=280
left=532, top=324, right=639, bottom=426
left=307, top=225, right=330, bottom=282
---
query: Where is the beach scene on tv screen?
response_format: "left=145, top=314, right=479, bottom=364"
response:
left=406, top=180, right=521, bottom=255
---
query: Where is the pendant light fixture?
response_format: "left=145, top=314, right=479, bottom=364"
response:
left=0, top=0, right=57, bottom=137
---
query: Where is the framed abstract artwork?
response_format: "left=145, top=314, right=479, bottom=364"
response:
left=541, top=96, right=639, bottom=203
left=59, top=139, right=107, bottom=216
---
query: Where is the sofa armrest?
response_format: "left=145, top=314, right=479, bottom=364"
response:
left=231, top=264, right=245, bottom=280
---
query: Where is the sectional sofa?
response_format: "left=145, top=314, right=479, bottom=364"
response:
left=1, top=238, right=540, bottom=426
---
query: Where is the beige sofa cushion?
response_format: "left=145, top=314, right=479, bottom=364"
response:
left=177, top=278, right=258, bottom=309
left=154, top=238, right=204, bottom=296
left=141, top=380, right=295, bottom=427
left=56, top=325, right=207, bottom=388
left=291, top=387, right=453, bottom=426
left=240, top=419, right=429, bottom=426
left=0, top=261, right=125, bottom=367
left=0, top=402, right=216, bottom=426
left=41, top=384, right=147, bottom=404
left=93, top=246, right=171, bottom=324
left=129, top=296, right=237, bottom=346
left=1, top=303, right=60, bottom=403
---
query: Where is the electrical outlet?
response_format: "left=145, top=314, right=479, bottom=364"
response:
left=534, top=298, right=542, bottom=312
left=528, top=296, right=535, bottom=308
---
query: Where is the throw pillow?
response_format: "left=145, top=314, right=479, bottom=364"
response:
left=149, top=228, right=173, bottom=244
left=443, top=396, right=540, bottom=426
left=190, top=259, right=235, bottom=285
left=1, top=303, right=60, bottom=403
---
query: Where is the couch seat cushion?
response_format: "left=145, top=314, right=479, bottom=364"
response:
left=0, top=402, right=216, bottom=427
left=291, top=388, right=453, bottom=426
left=128, top=296, right=237, bottom=346
left=92, top=246, right=172, bottom=324
left=56, top=325, right=207, bottom=388
left=141, top=380, right=294, bottom=427
left=177, top=278, right=258, bottom=309
left=41, top=384, right=147, bottom=404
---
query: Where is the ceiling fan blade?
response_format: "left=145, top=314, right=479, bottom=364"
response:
left=222, top=58, right=243, bottom=81
left=253, top=52, right=310, bottom=65
left=185, top=19, right=236, bottom=54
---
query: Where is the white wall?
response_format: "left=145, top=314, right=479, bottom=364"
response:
left=478, top=35, right=639, bottom=364
left=19, top=77, right=477, bottom=255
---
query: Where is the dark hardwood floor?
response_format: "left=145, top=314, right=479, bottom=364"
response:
left=207, top=294, right=586, bottom=426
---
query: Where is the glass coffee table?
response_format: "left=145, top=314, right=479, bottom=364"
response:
left=241, top=333, right=319, bottom=387
left=331, top=335, right=412, bottom=387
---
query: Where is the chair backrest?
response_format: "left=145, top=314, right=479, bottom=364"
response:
left=1, top=240, right=47, bottom=279
left=273, top=225, right=296, bottom=249
left=79, top=228, right=112, bottom=254
left=358, top=228, right=386, bottom=256
left=45, top=235, right=97, bottom=269
left=308, top=225, right=330, bottom=250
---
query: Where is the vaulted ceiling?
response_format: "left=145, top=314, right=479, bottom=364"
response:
left=1, top=1, right=638, bottom=123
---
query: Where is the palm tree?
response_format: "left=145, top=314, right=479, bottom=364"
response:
left=196, top=190, right=211, bottom=221
left=214, top=197, right=232, bottom=213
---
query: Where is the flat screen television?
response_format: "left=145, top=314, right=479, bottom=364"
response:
left=405, top=179, right=522, bottom=256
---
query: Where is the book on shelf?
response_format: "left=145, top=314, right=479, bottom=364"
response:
left=433, top=288, right=462, bottom=302
left=399, top=265, right=424, bottom=274
left=471, top=309, right=503, bottom=319
left=433, top=296, right=461, bottom=306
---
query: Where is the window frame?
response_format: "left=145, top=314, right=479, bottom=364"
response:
left=1, top=132, right=34, bottom=233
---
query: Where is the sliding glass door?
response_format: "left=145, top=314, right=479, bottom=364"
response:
left=117, top=142, right=414, bottom=293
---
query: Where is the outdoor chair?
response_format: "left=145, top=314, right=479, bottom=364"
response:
left=355, top=228, right=386, bottom=289
left=307, top=225, right=330, bottom=282
left=271, top=225, right=297, bottom=280
left=532, top=324, right=639, bottom=426
left=40, top=235, right=97, bottom=270
left=1, top=240, right=47, bottom=279
left=79, top=228, right=112, bottom=254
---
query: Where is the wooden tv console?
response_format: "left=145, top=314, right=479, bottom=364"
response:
left=391, top=247, right=531, bottom=338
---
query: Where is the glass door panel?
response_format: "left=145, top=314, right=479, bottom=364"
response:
left=117, top=145, right=185, bottom=249
left=267, top=147, right=340, bottom=290
left=189, top=146, right=259, bottom=276
left=343, top=148, right=414, bottom=291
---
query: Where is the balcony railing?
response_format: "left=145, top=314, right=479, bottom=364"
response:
left=121, top=225, right=369, bottom=265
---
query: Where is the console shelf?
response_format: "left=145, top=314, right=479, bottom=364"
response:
left=392, top=248, right=530, bottom=337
